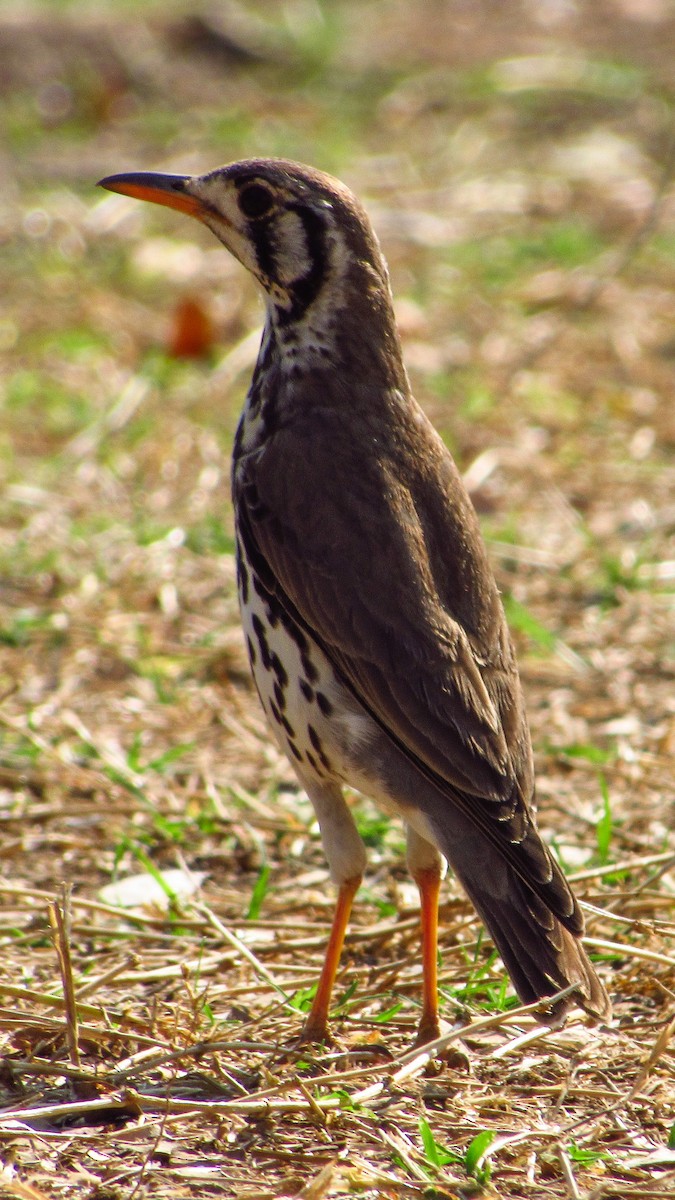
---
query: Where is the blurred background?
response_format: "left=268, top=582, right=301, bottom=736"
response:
left=1, top=3, right=675, bottom=1193
left=2, top=0, right=674, bottom=824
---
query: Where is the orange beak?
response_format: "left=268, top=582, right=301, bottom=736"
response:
left=97, top=171, right=205, bottom=220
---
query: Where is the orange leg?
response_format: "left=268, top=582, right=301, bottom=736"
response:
left=413, top=865, right=443, bottom=1047
left=299, top=875, right=361, bottom=1044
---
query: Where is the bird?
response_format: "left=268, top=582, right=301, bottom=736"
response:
left=98, top=159, right=612, bottom=1045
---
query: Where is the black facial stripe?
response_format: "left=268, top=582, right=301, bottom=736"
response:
left=249, top=221, right=277, bottom=284
left=246, top=200, right=329, bottom=322
left=284, top=203, right=327, bottom=320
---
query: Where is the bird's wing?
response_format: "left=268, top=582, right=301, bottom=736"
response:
left=235, top=407, right=534, bottom=824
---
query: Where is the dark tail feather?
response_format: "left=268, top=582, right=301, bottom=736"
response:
left=451, top=855, right=612, bottom=1023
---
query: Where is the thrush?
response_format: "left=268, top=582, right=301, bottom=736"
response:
left=98, top=159, right=612, bottom=1044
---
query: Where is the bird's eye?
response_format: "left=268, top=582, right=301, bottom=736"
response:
left=238, top=183, right=274, bottom=219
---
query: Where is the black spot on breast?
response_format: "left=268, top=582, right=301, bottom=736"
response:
left=307, top=723, right=331, bottom=771
left=270, top=652, right=288, bottom=688
left=301, top=653, right=319, bottom=684
left=251, top=613, right=272, bottom=670
left=282, top=617, right=308, bottom=653
left=300, top=680, right=314, bottom=703
left=287, top=739, right=303, bottom=762
left=270, top=699, right=282, bottom=725
left=273, top=681, right=286, bottom=711
left=316, top=691, right=333, bottom=717
left=237, top=555, right=249, bottom=604
left=265, top=602, right=281, bottom=629
left=249, top=569, right=283, bottom=631
left=280, top=713, right=295, bottom=738
left=246, top=635, right=256, bottom=666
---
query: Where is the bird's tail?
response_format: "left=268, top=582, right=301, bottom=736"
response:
left=450, top=851, right=612, bottom=1023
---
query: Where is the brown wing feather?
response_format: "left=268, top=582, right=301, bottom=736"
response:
left=234, top=374, right=595, bottom=943
left=235, top=392, right=534, bottom=815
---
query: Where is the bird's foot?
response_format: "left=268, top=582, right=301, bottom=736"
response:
left=413, top=1014, right=443, bottom=1050
left=411, top=1015, right=470, bottom=1068
left=296, top=1016, right=334, bottom=1047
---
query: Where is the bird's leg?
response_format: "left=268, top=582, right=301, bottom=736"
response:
left=414, top=867, right=442, bottom=1045
left=300, top=873, right=361, bottom=1043
left=407, top=826, right=446, bottom=1047
left=298, top=780, right=367, bottom=1044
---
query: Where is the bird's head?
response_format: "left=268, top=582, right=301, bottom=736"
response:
left=98, top=158, right=391, bottom=328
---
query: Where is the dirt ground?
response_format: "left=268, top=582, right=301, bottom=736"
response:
left=0, top=2, right=674, bottom=1197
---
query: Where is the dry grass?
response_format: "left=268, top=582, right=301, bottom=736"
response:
left=1, top=2, right=675, bottom=1196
